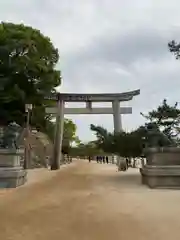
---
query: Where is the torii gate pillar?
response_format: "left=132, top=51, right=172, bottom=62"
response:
left=51, top=99, right=64, bottom=170
left=112, top=100, right=122, bottom=132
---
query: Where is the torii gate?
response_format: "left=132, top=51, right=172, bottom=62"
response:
left=45, top=89, right=140, bottom=170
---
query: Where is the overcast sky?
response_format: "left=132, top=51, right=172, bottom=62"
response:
left=1, top=0, right=180, bottom=142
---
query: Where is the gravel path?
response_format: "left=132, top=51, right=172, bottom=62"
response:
left=0, top=160, right=180, bottom=239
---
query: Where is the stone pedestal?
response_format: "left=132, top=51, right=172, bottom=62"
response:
left=0, top=149, right=27, bottom=188
left=117, top=156, right=127, bottom=171
left=140, top=147, right=180, bottom=189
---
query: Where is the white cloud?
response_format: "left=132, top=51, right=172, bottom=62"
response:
left=1, top=0, right=180, bottom=141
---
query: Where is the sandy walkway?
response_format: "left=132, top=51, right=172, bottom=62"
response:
left=0, top=160, right=180, bottom=239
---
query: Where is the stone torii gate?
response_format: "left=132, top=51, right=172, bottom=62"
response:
left=45, top=89, right=140, bottom=170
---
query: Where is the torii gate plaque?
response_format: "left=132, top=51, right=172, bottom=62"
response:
left=45, top=89, right=140, bottom=170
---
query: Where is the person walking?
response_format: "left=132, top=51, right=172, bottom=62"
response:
left=96, top=156, right=99, bottom=163
left=106, top=156, right=109, bottom=164
left=102, top=156, right=105, bottom=164
left=126, top=158, right=129, bottom=170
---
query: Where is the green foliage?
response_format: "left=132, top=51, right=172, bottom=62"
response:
left=90, top=124, right=144, bottom=158
left=141, top=99, right=180, bottom=139
left=43, top=118, right=78, bottom=154
left=168, top=40, right=180, bottom=59
left=62, top=119, right=77, bottom=154
left=0, top=22, right=61, bottom=125
left=0, top=22, right=81, bottom=153
left=69, top=141, right=102, bottom=157
left=90, top=124, right=115, bottom=152
left=63, top=119, right=77, bottom=143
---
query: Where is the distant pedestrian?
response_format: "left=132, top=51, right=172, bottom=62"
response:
left=88, top=156, right=91, bottom=163
left=126, top=158, right=129, bottom=170
left=99, top=156, right=102, bottom=164
left=96, top=156, right=99, bottom=163
left=102, top=156, right=105, bottom=164
left=106, top=156, right=109, bottom=164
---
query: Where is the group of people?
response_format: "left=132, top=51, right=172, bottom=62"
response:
left=96, top=155, right=109, bottom=164
left=88, top=155, right=109, bottom=164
